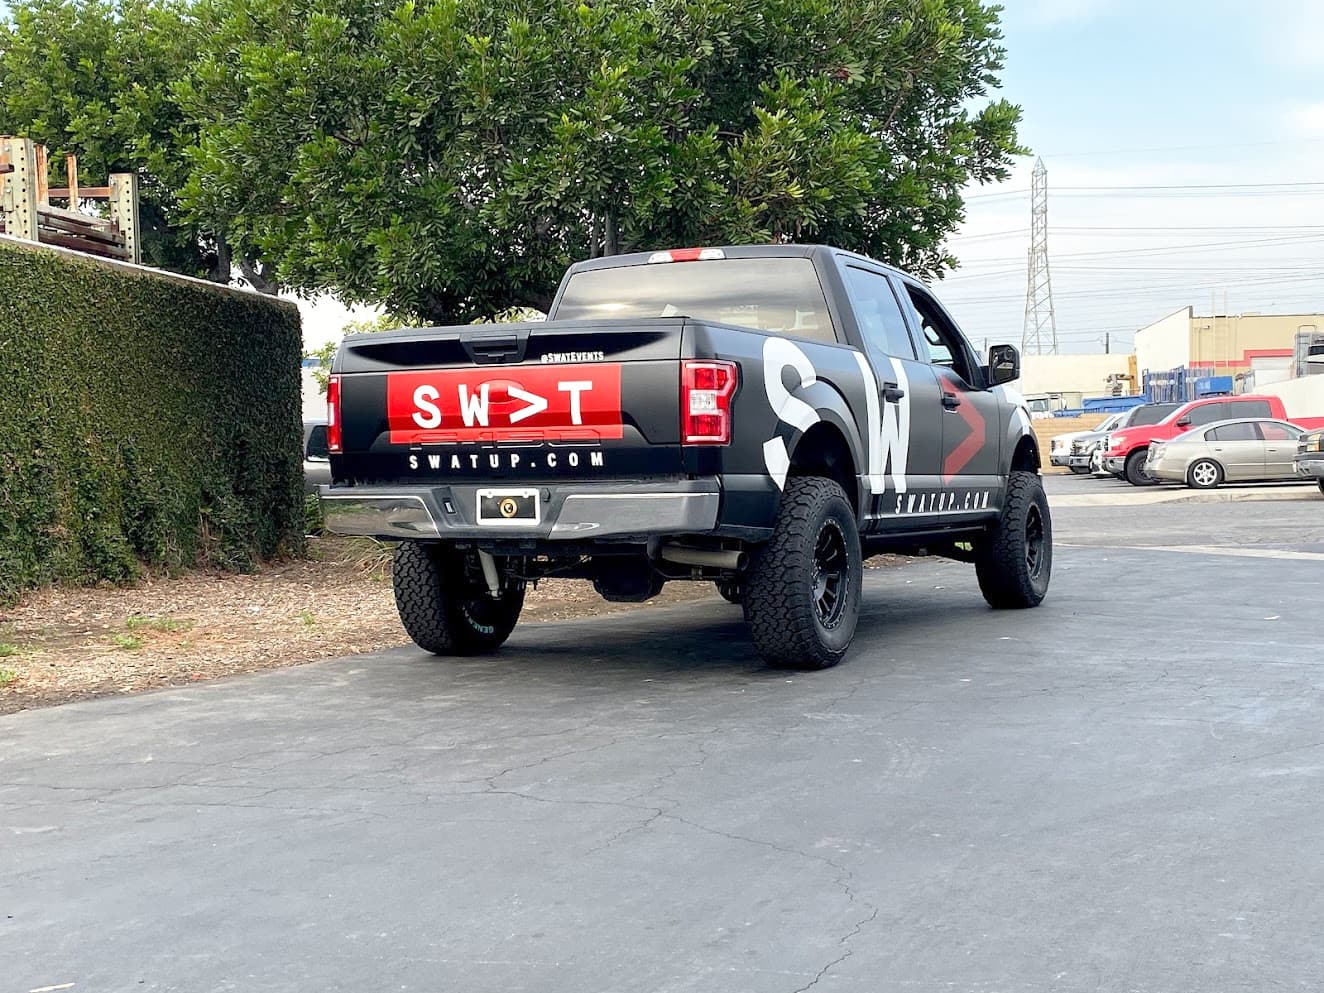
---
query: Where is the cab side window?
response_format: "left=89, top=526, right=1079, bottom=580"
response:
left=1227, top=399, right=1272, bottom=419
left=843, top=266, right=917, bottom=362
left=903, top=284, right=978, bottom=386
left=1188, top=402, right=1228, bottom=426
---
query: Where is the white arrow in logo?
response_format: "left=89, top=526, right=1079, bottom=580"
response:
left=508, top=385, right=549, bottom=423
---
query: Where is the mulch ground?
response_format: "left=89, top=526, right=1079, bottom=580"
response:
left=0, top=537, right=720, bottom=715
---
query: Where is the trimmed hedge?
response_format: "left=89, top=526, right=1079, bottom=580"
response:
left=0, top=238, right=304, bottom=601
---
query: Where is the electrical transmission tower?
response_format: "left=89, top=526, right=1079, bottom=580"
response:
left=1021, top=157, right=1059, bottom=355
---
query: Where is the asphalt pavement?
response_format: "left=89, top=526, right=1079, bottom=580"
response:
left=4, top=482, right=1324, bottom=992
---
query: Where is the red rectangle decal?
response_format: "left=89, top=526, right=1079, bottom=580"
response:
left=386, top=364, right=624, bottom=444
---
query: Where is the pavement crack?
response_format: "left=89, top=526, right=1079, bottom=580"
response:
left=657, top=809, right=878, bottom=987
left=790, top=905, right=880, bottom=993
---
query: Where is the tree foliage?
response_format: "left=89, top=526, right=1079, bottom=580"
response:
left=0, top=0, right=214, bottom=274
left=182, top=0, right=1024, bottom=323
left=1, top=0, right=1024, bottom=317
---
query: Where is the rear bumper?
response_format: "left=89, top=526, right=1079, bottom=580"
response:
left=320, top=479, right=722, bottom=542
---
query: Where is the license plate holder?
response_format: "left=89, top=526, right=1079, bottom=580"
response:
left=476, top=488, right=541, bottom=526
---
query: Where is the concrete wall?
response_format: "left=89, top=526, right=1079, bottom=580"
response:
left=1135, top=307, right=1192, bottom=374
left=1032, top=414, right=1113, bottom=473
left=1258, top=375, right=1324, bottom=419
left=1019, top=353, right=1132, bottom=398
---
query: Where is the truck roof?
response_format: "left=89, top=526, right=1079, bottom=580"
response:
left=562, top=244, right=917, bottom=283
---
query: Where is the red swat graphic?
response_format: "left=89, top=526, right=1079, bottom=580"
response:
left=386, top=364, right=624, bottom=445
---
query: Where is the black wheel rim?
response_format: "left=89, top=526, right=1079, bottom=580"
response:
left=812, top=520, right=849, bottom=629
left=1024, top=503, right=1046, bottom=580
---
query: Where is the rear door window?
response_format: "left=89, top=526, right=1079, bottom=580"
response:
left=1227, top=399, right=1273, bottom=419
left=1258, top=422, right=1302, bottom=442
left=843, top=266, right=917, bottom=361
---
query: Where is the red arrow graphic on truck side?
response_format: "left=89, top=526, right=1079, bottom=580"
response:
left=942, top=389, right=987, bottom=484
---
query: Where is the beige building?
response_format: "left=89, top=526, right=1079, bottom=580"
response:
left=1018, top=353, right=1135, bottom=399
left=1135, top=307, right=1323, bottom=381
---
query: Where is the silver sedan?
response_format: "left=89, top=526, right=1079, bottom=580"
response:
left=1145, top=418, right=1308, bottom=489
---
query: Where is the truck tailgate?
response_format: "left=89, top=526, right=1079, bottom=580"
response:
left=333, top=318, right=687, bottom=484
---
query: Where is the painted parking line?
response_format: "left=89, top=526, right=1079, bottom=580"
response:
left=1059, top=542, right=1324, bottom=562
left=1052, top=487, right=1318, bottom=508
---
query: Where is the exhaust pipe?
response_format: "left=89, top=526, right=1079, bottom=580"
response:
left=659, top=545, right=747, bottom=571
left=477, top=549, right=502, bottom=597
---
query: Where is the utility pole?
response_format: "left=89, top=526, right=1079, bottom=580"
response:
left=1105, top=332, right=1110, bottom=354
left=1021, top=157, right=1059, bottom=356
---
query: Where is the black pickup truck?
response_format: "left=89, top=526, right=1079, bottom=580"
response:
left=321, top=245, right=1051, bottom=669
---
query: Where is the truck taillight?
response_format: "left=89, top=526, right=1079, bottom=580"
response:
left=681, top=360, right=737, bottom=445
left=326, top=375, right=342, bottom=454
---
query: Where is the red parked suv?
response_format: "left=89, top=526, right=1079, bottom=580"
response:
left=1102, top=395, right=1324, bottom=486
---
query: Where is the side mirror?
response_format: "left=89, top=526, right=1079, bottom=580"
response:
left=1176, top=416, right=1191, bottom=429
left=987, top=344, right=1020, bottom=386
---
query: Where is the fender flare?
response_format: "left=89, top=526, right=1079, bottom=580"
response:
left=785, top=380, right=868, bottom=511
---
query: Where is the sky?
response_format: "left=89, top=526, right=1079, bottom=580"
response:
left=938, top=0, right=1324, bottom=355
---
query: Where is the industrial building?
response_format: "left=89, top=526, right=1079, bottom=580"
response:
left=1134, top=307, right=1324, bottom=400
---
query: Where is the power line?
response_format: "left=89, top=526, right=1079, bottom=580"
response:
left=1051, top=224, right=1324, bottom=232
left=1031, top=138, right=1324, bottom=159
left=1054, top=181, right=1324, bottom=191
left=954, top=233, right=1324, bottom=266
left=966, top=189, right=1030, bottom=201
left=951, top=272, right=1324, bottom=305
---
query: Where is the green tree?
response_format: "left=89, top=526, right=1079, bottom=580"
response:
left=0, top=0, right=214, bottom=275
left=182, top=0, right=1024, bottom=325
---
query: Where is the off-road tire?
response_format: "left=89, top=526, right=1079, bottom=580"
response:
left=1187, top=458, right=1223, bottom=490
left=975, top=470, right=1052, bottom=609
left=743, top=477, right=862, bottom=670
left=392, top=541, right=525, bottom=656
left=1125, top=448, right=1158, bottom=487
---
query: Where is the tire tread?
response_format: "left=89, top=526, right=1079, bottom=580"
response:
left=392, top=542, right=523, bottom=656
left=743, top=477, right=859, bottom=670
left=975, top=470, right=1051, bottom=610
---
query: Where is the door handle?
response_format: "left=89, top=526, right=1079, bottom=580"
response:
left=941, top=393, right=961, bottom=410
left=882, top=383, right=906, bottom=403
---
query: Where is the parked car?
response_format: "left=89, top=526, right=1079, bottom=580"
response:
left=1145, top=418, right=1311, bottom=488
left=1101, top=395, right=1324, bottom=486
left=1067, top=403, right=1180, bottom=474
left=1049, top=411, right=1124, bottom=473
left=320, top=244, right=1051, bottom=670
left=1296, top=429, right=1324, bottom=495
left=303, top=420, right=332, bottom=494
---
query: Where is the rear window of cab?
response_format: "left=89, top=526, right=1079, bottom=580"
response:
left=555, top=258, right=838, bottom=343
